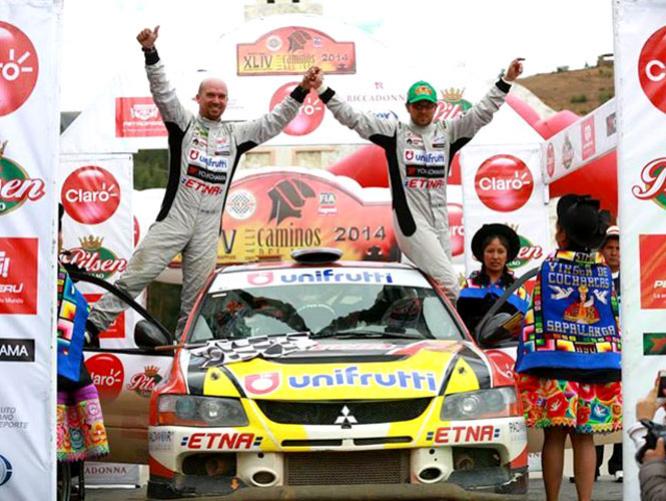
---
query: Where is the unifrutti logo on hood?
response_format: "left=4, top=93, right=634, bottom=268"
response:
left=287, top=365, right=438, bottom=392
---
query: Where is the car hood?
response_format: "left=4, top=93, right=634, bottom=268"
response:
left=183, top=339, right=493, bottom=400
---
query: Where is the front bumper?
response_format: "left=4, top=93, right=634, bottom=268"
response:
left=148, top=476, right=528, bottom=500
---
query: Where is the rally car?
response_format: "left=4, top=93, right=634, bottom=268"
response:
left=130, top=249, right=528, bottom=499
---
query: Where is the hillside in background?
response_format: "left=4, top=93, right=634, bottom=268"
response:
left=517, top=58, right=614, bottom=116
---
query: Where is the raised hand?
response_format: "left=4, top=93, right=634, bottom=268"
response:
left=137, top=25, right=160, bottom=50
left=504, top=58, right=524, bottom=82
left=300, top=66, right=322, bottom=90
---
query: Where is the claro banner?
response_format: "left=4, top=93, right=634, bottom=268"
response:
left=460, top=145, right=551, bottom=281
left=0, top=2, right=60, bottom=499
left=58, top=154, right=135, bottom=349
left=614, top=2, right=666, bottom=498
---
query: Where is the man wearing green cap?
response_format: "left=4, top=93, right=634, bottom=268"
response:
left=310, top=59, right=523, bottom=301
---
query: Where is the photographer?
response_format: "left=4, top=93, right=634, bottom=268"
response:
left=630, top=385, right=666, bottom=500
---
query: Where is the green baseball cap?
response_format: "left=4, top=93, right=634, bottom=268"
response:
left=407, top=81, right=437, bottom=104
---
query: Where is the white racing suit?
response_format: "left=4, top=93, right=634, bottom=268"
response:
left=88, top=49, right=307, bottom=336
left=318, top=80, right=510, bottom=301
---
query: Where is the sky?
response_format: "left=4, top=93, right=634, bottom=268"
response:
left=60, top=0, right=614, bottom=111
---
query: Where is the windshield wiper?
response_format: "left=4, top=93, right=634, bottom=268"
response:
left=313, top=329, right=424, bottom=340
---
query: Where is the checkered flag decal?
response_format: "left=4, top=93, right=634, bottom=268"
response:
left=191, top=333, right=316, bottom=367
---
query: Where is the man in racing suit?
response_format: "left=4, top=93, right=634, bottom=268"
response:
left=88, top=26, right=316, bottom=336
left=311, top=59, right=523, bottom=301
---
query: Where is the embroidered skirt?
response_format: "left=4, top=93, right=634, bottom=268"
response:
left=57, top=384, right=109, bottom=462
left=516, top=373, right=622, bottom=433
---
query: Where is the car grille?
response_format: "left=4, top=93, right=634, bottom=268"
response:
left=285, top=450, right=410, bottom=485
left=255, top=398, right=431, bottom=425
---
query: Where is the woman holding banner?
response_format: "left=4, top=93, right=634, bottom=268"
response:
left=514, top=195, right=621, bottom=501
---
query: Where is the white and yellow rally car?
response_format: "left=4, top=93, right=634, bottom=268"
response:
left=139, top=251, right=528, bottom=499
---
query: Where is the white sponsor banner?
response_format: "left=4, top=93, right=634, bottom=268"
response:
left=59, top=154, right=135, bottom=348
left=614, top=2, right=666, bottom=498
left=460, top=145, right=551, bottom=278
left=0, top=1, right=60, bottom=499
left=541, top=98, right=618, bottom=184
left=210, top=266, right=430, bottom=293
left=84, top=462, right=141, bottom=486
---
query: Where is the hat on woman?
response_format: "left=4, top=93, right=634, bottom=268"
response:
left=471, top=223, right=521, bottom=263
left=557, top=194, right=610, bottom=250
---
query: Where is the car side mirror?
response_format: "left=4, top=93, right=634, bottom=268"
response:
left=134, top=320, right=171, bottom=349
left=476, top=312, right=516, bottom=347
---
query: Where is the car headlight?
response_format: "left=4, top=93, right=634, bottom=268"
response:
left=441, top=387, right=519, bottom=420
left=157, top=395, right=248, bottom=427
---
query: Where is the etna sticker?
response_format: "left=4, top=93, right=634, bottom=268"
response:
left=644, top=332, right=666, bottom=355
left=0, top=338, right=34, bottom=362
left=181, top=432, right=262, bottom=450
left=433, top=425, right=500, bottom=444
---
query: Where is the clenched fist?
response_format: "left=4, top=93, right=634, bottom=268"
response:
left=137, top=26, right=160, bottom=50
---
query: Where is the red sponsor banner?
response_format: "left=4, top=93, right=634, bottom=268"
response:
left=639, top=234, right=666, bottom=309
left=115, top=97, right=167, bottom=138
left=217, top=172, right=398, bottom=264
left=0, top=237, right=37, bottom=314
left=84, top=293, right=126, bottom=339
left=237, top=26, right=355, bottom=76
left=581, top=116, right=596, bottom=161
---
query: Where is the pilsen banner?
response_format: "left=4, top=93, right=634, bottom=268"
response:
left=541, top=97, right=618, bottom=184
left=460, top=145, right=551, bottom=280
left=58, top=154, right=135, bottom=349
left=614, top=2, right=666, bottom=497
left=131, top=168, right=466, bottom=285
left=0, top=2, right=60, bottom=499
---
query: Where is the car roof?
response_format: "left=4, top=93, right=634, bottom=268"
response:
left=218, top=260, right=417, bottom=274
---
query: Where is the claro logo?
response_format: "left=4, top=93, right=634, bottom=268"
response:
left=85, top=353, right=124, bottom=401
left=639, top=26, right=666, bottom=113
left=0, top=21, right=39, bottom=116
left=61, top=166, right=121, bottom=224
left=474, top=154, right=533, bottom=212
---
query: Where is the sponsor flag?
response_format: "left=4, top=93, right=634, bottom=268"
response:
left=0, top=2, right=60, bottom=499
left=614, top=2, right=666, bottom=497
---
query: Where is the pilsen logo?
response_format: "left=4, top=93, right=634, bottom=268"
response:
left=61, top=235, right=127, bottom=280
left=633, top=157, right=666, bottom=210
left=434, top=88, right=472, bottom=121
left=0, top=140, right=46, bottom=216
left=506, top=226, right=544, bottom=269
left=127, top=365, right=162, bottom=398
left=268, top=179, right=316, bottom=224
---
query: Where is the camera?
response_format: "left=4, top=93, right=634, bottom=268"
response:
left=636, top=419, right=666, bottom=463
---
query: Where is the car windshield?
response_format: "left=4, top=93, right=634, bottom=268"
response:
left=188, top=268, right=464, bottom=343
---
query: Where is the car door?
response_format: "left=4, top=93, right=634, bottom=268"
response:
left=71, top=271, right=176, bottom=465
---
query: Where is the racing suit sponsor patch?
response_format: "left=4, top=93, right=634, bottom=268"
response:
left=187, top=165, right=228, bottom=184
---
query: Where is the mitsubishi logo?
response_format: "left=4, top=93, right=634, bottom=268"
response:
left=334, top=405, right=358, bottom=429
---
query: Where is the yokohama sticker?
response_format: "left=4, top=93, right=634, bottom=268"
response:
left=0, top=22, right=39, bottom=116
left=0, top=238, right=38, bottom=314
